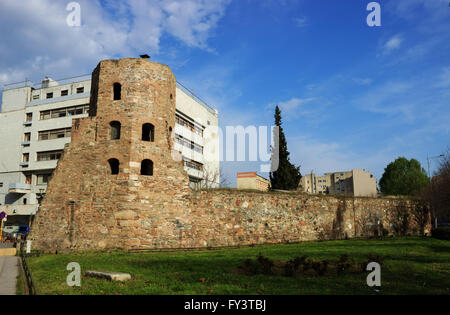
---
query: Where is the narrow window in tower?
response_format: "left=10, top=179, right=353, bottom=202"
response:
left=113, top=83, right=121, bottom=100
left=140, top=159, right=153, bottom=176
left=142, top=123, right=155, bottom=142
left=108, top=158, right=120, bottom=175
left=110, top=121, right=121, bottom=140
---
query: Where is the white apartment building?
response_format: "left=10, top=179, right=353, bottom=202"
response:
left=0, top=74, right=219, bottom=230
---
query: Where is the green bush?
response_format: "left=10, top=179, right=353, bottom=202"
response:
left=431, top=227, right=450, bottom=240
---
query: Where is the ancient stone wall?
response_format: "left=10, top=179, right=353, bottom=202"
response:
left=186, top=190, right=430, bottom=248
left=28, top=58, right=430, bottom=253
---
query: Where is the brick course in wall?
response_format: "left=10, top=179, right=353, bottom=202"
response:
left=28, top=58, right=430, bottom=253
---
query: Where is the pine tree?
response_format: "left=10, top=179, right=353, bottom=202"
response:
left=269, top=106, right=302, bottom=190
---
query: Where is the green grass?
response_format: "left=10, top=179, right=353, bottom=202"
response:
left=27, top=237, right=450, bottom=295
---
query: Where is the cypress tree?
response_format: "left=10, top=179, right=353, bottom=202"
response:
left=270, top=106, right=302, bottom=190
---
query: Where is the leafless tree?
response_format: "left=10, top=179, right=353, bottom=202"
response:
left=195, top=166, right=230, bottom=190
left=419, top=148, right=450, bottom=225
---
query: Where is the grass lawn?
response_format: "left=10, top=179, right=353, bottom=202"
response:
left=27, top=237, right=450, bottom=295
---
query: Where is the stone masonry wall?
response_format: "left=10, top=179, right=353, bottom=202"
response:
left=28, top=58, right=430, bottom=253
left=186, top=190, right=431, bottom=248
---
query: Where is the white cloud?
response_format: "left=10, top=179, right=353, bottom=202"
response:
left=266, top=97, right=315, bottom=118
left=294, top=17, right=308, bottom=28
left=288, top=135, right=388, bottom=181
left=382, top=35, right=403, bottom=55
left=435, top=67, right=450, bottom=88
left=0, top=0, right=231, bottom=86
left=352, top=78, right=372, bottom=86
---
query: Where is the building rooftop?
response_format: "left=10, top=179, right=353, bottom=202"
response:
left=1, top=74, right=218, bottom=115
left=237, top=172, right=269, bottom=181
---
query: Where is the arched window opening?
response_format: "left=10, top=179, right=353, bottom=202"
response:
left=142, top=123, right=155, bottom=142
left=108, top=158, right=120, bottom=175
left=141, top=159, right=153, bottom=176
left=113, top=83, right=121, bottom=100
left=110, top=121, right=121, bottom=140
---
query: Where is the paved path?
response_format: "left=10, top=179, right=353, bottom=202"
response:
left=0, top=256, right=19, bottom=295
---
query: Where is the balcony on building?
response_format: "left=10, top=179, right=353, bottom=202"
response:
left=21, top=141, right=31, bottom=147
left=2, top=204, right=38, bottom=216
left=8, top=183, right=31, bottom=194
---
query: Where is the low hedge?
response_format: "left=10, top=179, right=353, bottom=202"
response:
left=431, top=227, right=450, bottom=240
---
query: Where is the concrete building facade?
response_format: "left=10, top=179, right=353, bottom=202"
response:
left=0, top=60, right=219, bottom=231
left=299, top=169, right=377, bottom=197
left=236, top=172, right=270, bottom=191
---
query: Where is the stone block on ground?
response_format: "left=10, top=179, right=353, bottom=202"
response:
left=85, top=270, right=131, bottom=282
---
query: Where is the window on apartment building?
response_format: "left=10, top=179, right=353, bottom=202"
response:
left=174, top=134, right=203, bottom=154
left=175, top=115, right=203, bottom=137
left=113, top=83, right=121, bottom=100
left=142, top=123, right=154, bottom=142
left=46, top=92, right=53, bottom=99
left=140, top=159, right=154, bottom=176
left=25, top=174, right=31, bottom=184
left=76, top=87, right=84, bottom=94
left=37, top=174, right=51, bottom=185
left=0, top=183, right=3, bottom=188
left=32, top=95, right=39, bottom=100
left=110, top=121, right=121, bottom=140
left=37, top=150, right=63, bottom=161
left=40, top=105, right=89, bottom=120
left=22, top=153, right=30, bottom=163
left=52, top=108, right=67, bottom=118
left=108, top=159, right=120, bottom=175
left=38, top=128, right=71, bottom=141
left=183, top=158, right=203, bottom=171
left=26, top=113, right=33, bottom=122
left=24, top=133, right=31, bottom=142
left=23, top=198, right=27, bottom=205
left=61, top=90, right=69, bottom=96
left=67, top=106, right=84, bottom=116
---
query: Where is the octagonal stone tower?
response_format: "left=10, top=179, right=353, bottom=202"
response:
left=29, top=58, right=192, bottom=252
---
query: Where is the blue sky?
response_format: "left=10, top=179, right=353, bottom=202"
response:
left=0, top=0, right=449, bottom=187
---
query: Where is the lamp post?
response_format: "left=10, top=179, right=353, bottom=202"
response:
left=427, top=154, right=444, bottom=228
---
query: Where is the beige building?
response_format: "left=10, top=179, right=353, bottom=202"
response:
left=300, top=169, right=377, bottom=197
left=237, top=172, right=270, bottom=191
left=300, top=173, right=330, bottom=194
